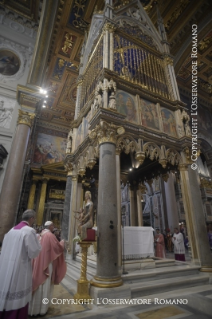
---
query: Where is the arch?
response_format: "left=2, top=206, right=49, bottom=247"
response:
left=165, top=148, right=182, bottom=166
left=143, top=142, right=160, bottom=161
left=114, top=16, right=162, bottom=52
left=116, top=135, right=138, bottom=154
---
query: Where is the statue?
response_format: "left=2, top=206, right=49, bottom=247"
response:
left=76, top=191, right=94, bottom=240
left=66, top=129, right=73, bottom=153
left=181, top=110, right=191, bottom=136
left=93, top=93, right=102, bottom=112
left=108, top=92, right=117, bottom=110
left=184, top=121, right=191, bottom=136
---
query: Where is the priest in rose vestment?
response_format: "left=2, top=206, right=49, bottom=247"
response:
left=0, top=210, right=41, bottom=319
left=29, top=221, right=66, bottom=316
left=172, top=227, right=186, bottom=261
left=154, top=229, right=166, bottom=258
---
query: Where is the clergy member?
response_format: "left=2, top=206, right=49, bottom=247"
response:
left=154, top=229, right=166, bottom=258
left=29, top=221, right=66, bottom=316
left=0, top=209, right=41, bottom=319
left=172, top=227, right=186, bottom=261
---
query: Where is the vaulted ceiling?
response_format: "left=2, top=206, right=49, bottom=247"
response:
left=1, top=0, right=212, bottom=130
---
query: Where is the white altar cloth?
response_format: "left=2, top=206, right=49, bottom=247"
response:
left=122, top=226, right=154, bottom=259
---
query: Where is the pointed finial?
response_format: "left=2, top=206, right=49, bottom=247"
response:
left=156, top=3, right=167, bottom=42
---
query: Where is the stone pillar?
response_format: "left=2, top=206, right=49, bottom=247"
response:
left=164, top=172, right=179, bottom=232
left=27, top=179, right=37, bottom=209
left=37, top=178, right=48, bottom=226
left=74, top=80, right=83, bottom=120
left=160, top=176, right=169, bottom=230
left=109, top=26, right=114, bottom=71
left=90, top=121, right=124, bottom=288
left=103, top=25, right=109, bottom=68
left=61, top=172, right=72, bottom=241
left=116, top=151, right=122, bottom=275
left=129, top=183, right=138, bottom=226
left=68, top=172, right=78, bottom=256
left=27, top=0, right=59, bottom=86
left=179, top=163, right=212, bottom=270
left=137, top=188, right=143, bottom=226
left=0, top=110, right=35, bottom=244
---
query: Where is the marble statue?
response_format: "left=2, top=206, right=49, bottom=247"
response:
left=77, top=191, right=94, bottom=240
left=66, top=129, right=73, bottom=153
left=108, top=92, right=117, bottom=110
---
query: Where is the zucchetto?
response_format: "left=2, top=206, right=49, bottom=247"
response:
left=44, top=221, right=53, bottom=226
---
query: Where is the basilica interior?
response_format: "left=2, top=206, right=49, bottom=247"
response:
left=0, top=0, right=212, bottom=318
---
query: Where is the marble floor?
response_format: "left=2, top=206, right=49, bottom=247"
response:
left=30, top=258, right=212, bottom=319
left=31, top=282, right=212, bottom=319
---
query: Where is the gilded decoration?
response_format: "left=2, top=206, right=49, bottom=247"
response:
left=89, top=120, right=125, bottom=145
left=17, top=109, right=35, bottom=128
left=60, top=32, right=76, bottom=56
left=198, top=32, right=212, bottom=51
left=79, top=36, right=103, bottom=111
left=200, top=178, right=212, bottom=189
left=113, top=34, right=170, bottom=98
left=49, top=189, right=65, bottom=200
left=143, top=142, right=160, bottom=161
left=165, top=149, right=182, bottom=166
left=165, top=0, right=190, bottom=30
left=116, top=136, right=137, bottom=155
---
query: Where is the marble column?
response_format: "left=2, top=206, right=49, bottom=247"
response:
left=160, top=176, right=169, bottom=230
left=116, top=151, right=122, bottom=275
left=27, top=179, right=37, bottom=209
left=164, top=172, right=179, bottom=232
left=61, top=172, right=72, bottom=241
left=37, top=178, right=48, bottom=226
left=137, top=188, right=143, bottom=226
left=27, top=0, right=59, bottom=86
left=179, top=164, right=212, bottom=270
left=129, top=184, right=138, bottom=226
left=68, top=173, right=78, bottom=256
left=0, top=110, right=35, bottom=244
left=90, top=121, right=124, bottom=288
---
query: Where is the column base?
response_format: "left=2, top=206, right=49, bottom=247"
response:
left=90, top=275, right=123, bottom=288
left=200, top=267, right=212, bottom=273
left=74, top=279, right=92, bottom=300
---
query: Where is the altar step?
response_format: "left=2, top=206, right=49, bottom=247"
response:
left=65, top=256, right=210, bottom=300
left=65, top=255, right=175, bottom=286
left=131, top=273, right=210, bottom=298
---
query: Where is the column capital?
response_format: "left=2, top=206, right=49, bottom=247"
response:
left=178, top=163, right=188, bottom=171
left=42, top=177, right=49, bottom=183
left=89, top=120, right=125, bottom=145
left=103, top=22, right=116, bottom=33
left=17, top=110, right=35, bottom=128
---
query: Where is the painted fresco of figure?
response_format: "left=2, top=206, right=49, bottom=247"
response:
left=116, top=91, right=137, bottom=124
left=161, top=109, right=177, bottom=137
left=139, top=98, right=159, bottom=130
left=33, top=133, right=66, bottom=165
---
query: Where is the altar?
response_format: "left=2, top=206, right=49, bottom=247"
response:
left=122, top=226, right=154, bottom=259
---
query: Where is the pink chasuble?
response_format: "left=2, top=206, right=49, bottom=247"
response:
left=155, top=234, right=166, bottom=258
left=32, top=231, right=67, bottom=293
